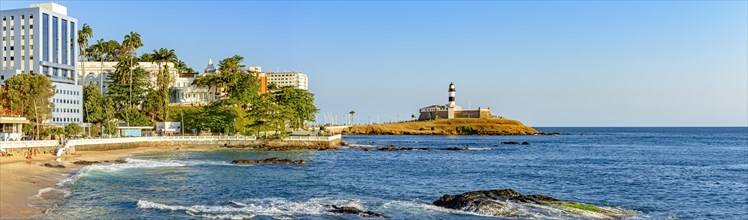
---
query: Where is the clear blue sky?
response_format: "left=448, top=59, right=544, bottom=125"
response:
left=3, top=1, right=747, bottom=126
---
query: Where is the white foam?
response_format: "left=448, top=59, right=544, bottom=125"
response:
left=57, top=158, right=187, bottom=187
left=466, top=147, right=492, bottom=150
left=35, top=187, right=70, bottom=199
left=136, top=197, right=366, bottom=219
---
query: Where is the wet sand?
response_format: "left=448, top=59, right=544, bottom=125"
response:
left=0, top=145, right=217, bottom=219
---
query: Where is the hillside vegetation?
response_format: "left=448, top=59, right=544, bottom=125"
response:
left=344, top=118, right=541, bottom=135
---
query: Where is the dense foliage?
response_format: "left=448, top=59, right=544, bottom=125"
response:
left=1, top=74, right=55, bottom=139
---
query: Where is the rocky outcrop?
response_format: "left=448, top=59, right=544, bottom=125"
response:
left=378, top=147, right=471, bottom=151
left=325, top=205, right=390, bottom=218
left=73, top=160, right=101, bottom=165
left=500, top=141, right=531, bottom=145
left=73, top=159, right=128, bottom=165
left=230, top=157, right=305, bottom=165
left=43, top=163, right=65, bottom=168
left=433, top=189, right=635, bottom=219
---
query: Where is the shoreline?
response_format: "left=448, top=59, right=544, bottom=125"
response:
left=0, top=144, right=220, bottom=219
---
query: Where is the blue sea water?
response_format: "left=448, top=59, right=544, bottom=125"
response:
left=36, top=127, right=748, bottom=219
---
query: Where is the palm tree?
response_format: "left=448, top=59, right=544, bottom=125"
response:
left=77, top=24, right=93, bottom=88
left=104, top=40, right=121, bottom=61
left=121, top=31, right=142, bottom=57
left=349, top=111, right=356, bottom=125
left=151, top=48, right=177, bottom=121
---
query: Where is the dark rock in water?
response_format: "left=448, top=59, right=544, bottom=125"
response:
left=325, top=205, right=390, bottom=218
left=73, top=160, right=101, bottom=165
left=501, top=141, right=520, bottom=145
left=378, top=147, right=431, bottom=151
left=43, top=163, right=65, bottom=168
left=114, top=159, right=127, bottom=164
left=440, top=147, right=469, bottom=151
left=379, top=146, right=471, bottom=151
left=231, top=157, right=305, bottom=165
left=433, top=189, right=633, bottom=219
left=521, top=142, right=530, bottom=145
left=362, top=148, right=371, bottom=151
left=227, top=201, right=247, bottom=208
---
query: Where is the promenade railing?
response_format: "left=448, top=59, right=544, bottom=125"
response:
left=284, top=134, right=342, bottom=141
left=1, top=135, right=342, bottom=151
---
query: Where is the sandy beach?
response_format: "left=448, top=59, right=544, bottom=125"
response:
left=0, top=145, right=217, bottom=219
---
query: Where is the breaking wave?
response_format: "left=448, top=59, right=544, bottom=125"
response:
left=137, top=197, right=363, bottom=219
left=56, top=158, right=237, bottom=187
left=35, top=187, right=70, bottom=199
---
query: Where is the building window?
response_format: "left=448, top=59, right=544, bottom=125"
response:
left=53, top=16, right=59, bottom=63
left=43, top=14, right=49, bottom=62
left=62, top=19, right=68, bottom=64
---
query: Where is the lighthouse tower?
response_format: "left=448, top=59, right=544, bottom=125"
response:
left=447, top=82, right=456, bottom=119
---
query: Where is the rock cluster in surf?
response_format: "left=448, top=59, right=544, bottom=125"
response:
left=433, top=189, right=635, bottom=219
left=377, top=147, right=471, bottom=151
left=231, top=158, right=305, bottom=165
left=73, top=159, right=127, bottom=165
left=325, top=205, right=390, bottom=218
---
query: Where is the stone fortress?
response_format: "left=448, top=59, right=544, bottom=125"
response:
left=417, top=83, right=493, bottom=121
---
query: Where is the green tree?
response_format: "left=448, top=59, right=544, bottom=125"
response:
left=1, top=74, right=55, bottom=139
left=83, top=83, right=105, bottom=123
left=245, top=93, right=294, bottom=138
left=269, top=86, right=319, bottom=129
left=48, top=127, right=64, bottom=140
left=120, top=107, right=151, bottom=126
left=107, top=55, right=150, bottom=111
left=141, top=90, right=163, bottom=123
left=150, top=48, right=177, bottom=121
left=101, top=97, right=119, bottom=136
left=64, top=123, right=83, bottom=138
left=192, top=55, right=260, bottom=106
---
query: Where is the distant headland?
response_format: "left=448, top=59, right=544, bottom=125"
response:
left=344, top=83, right=542, bottom=135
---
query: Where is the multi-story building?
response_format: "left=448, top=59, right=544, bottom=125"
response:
left=170, top=71, right=212, bottom=105
left=1, top=3, right=81, bottom=126
left=266, top=71, right=308, bottom=90
left=76, top=61, right=175, bottom=94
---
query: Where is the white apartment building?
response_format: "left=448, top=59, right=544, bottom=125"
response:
left=267, top=72, right=308, bottom=90
left=77, top=61, right=212, bottom=106
left=77, top=61, right=175, bottom=94
left=171, top=72, right=212, bottom=105
left=1, top=3, right=81, bottom=126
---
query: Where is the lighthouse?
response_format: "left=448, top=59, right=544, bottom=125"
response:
left=448, top=82, right=456, bottom=119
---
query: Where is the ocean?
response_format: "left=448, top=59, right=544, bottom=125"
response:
left=36, top=127, right=748, bottom=219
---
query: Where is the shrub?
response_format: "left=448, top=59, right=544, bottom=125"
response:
left=456, top=126, right=479, bottom=134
